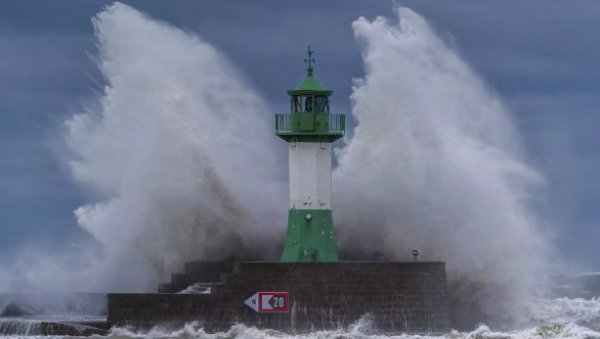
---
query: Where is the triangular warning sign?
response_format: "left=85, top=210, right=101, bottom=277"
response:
left=244, top=293, right=259, bottom=312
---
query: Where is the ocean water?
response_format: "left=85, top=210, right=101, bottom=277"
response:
left=94, top=313, right=600, bottom=339
left=1, top=297, right=600, bottom=338
left=1, top=295, right=600, bottom=338
left=100, top=297, right=600, bottom=339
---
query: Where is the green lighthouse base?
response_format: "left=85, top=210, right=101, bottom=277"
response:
left=280, top=209, right=338, bottom=262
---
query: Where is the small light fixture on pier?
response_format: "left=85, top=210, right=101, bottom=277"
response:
left=412, top=249, right=419, bottom=262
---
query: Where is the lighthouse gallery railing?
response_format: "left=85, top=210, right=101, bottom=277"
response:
left=275, top=114, right=345, bottom=134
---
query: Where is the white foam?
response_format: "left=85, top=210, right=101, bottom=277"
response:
left=176, top=284, right=211, bottom=294
left=102, top=318, right=600, bottom=339
left=4, top=2, right=287, bottom=293
left=526, top=297, right=600, bottom=325
left=334, top=7, right=549, bottom=320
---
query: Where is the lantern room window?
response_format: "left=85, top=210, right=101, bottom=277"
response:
left=314, top=96, right=329, bottom=112
left=290, top=96, right=330, bottom=113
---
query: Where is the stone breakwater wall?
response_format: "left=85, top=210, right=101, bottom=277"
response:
left=108, top=261, right=450, bottom=334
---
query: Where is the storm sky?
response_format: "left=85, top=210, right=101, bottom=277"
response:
left=1, top=1, right=600, bottom=271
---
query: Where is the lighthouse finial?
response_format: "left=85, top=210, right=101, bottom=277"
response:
left=305, top=45, right=315, bottom=76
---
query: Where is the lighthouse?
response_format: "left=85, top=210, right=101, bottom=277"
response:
left=109, top=48, right=451, bottom=334
left=275, top=47, right=345, bottom=262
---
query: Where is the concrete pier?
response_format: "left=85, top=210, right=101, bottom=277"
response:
left=108, top=261, right=450, bottom=333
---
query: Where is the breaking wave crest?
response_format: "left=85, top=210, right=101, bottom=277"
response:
left=65, top=3, right=288, bottom=291
left=334, top=8, right=550, bottom=326
left=3, top=2, right=286, bottom=293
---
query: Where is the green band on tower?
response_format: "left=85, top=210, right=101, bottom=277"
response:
left=275, top=46, right=345, bottom=262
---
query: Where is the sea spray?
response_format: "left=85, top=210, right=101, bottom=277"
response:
left=334, top=8, right=549, bottom=326
left=13, top=3, right=287, bottom=292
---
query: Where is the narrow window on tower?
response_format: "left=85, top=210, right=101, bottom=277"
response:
left=304, top=96, right=314, bottom=112
left=314, top=96, right=329, bottom=112
left=291, top=96, right=301, bottom=112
